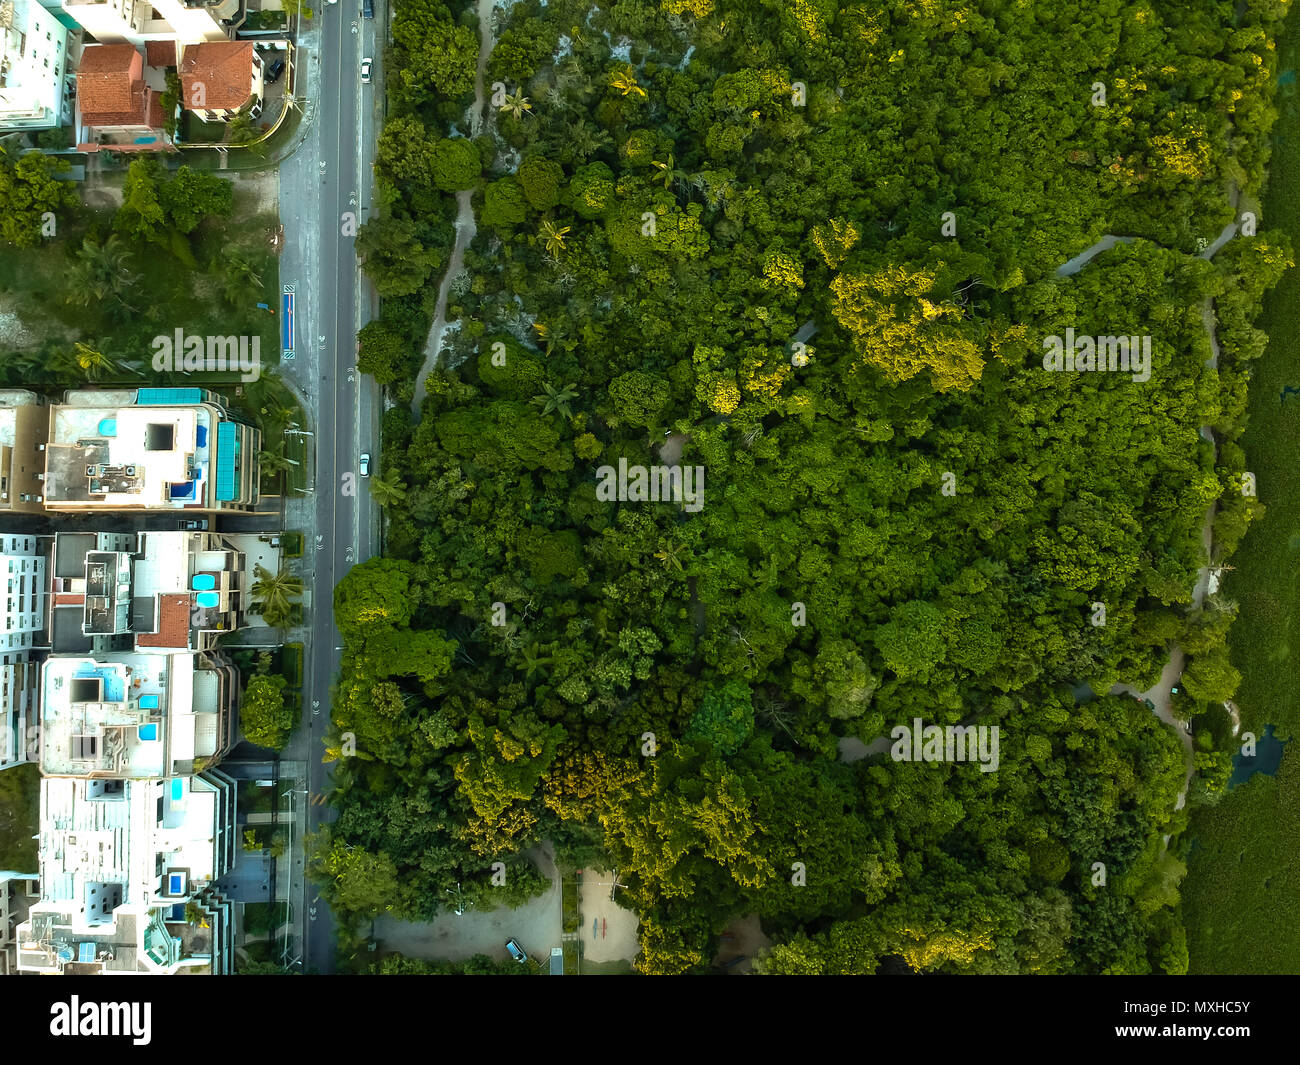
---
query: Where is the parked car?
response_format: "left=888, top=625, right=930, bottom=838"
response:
left=505, top=938, right=528, bottom=963
left=359, top=453, right=370, bottom=477
left=265, top=57, right=286, bottom=84
left=363, top=0, right=374, bottom=18
left=361, top=57, right=372, bottom=84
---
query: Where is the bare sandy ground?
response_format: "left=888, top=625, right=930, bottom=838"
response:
left=578, top=868, right=639, bottom=964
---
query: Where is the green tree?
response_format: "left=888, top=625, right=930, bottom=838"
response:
left=240, top=674, right=294, bottom=749
left=0, top=146, right=76, bottom=247
left=250, top=563, right=303, bottom=628
left=358, top=319, right=411, bottom=384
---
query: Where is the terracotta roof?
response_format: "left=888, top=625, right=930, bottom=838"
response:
left=54, top=593, right=84, bottom=607
left=136, top=594, right=190, bottom=649
left=147, top=90, right=165, bottom=130
left=78, top=45, right=152, bottom=127
left=78, top=44, right=141, bottom=74
left=179, top=42, right=256, bottom=111
left=145, top=41, right=177, bottom=68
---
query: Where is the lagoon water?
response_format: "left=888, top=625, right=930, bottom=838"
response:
left=1228, top=723, right=1288, bottom=788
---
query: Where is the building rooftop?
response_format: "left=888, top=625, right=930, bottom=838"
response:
left=50, top=531, right=244, bottom=653
left=38, top=652, right=203, bottom=778
left=45, top=403, right=212, bottom=509
left=179, top=42, right=255, bottom=111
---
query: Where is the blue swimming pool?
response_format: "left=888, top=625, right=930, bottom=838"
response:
left=138, top=723, right=157, bottom=741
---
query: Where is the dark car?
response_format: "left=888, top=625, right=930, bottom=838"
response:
left=363, top=0, right=374, bottom=17
left=265, top=57, right=286, bottom=84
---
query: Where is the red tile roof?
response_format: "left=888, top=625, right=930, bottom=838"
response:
left=78, top=44, right=140, bottom=75
left=136, top=595, right=190, bottom=649
left=78, top=45, right=156, bottom=129
left=145, top=41, right=177, bottom=68
left=179, top=42, right=256, bottom=111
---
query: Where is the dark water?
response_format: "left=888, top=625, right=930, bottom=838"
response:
left=1228, top=724, right=1288, bottom=788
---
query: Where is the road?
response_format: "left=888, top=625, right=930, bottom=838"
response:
left=278, top=2, right=384, bottom=973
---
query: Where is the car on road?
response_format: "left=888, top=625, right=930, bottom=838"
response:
left=265, top=57, right=286, bottom=84
left=359, top=453, right=371, bottom=477
left=363, top=0, right=374, bottom=17
left=177, top=519, right=208, bottom=531
left=505, top=938, right=528, bottom=963
left=361, top=57, right=372, bottom=84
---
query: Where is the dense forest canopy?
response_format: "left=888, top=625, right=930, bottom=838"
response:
left=313, top=0, right=1294, bottom=974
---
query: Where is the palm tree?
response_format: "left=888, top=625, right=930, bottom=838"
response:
left=71, top=342, right=118, bottom=381
left=250, top=563, right=303, bottom=628
left=610, top=66, right=646, bottom=99
left=257, top=448, right=298, bottom=478
left=519, top=642, right=553, bottom=679
left=654, top=541, right=689, bottom=572
left=223, top=250, right=264, bottom=304
left=532, top=381, right=578, bottom=420
left=539, top=219, right=571, bottom=256
left=66, top=235, right=141, bottom=312
left=498, top=88, right=533, bottom=120
left=651, top=153, right=677, bottom=189
left=368, top=468, right=407, bottom=508
left=562, top=119, right=612, bottom=163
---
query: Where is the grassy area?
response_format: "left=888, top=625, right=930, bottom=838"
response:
left=1181, top=11, right=1300, bottom=973
left=0, top=199, right=281, bottom=390
left=0, top=763, right=40, bottom=871
left=282, top=531, right=304, bottom=558
left=282, top=643, right=304, bottom=687
left=238, top=780, right=277, bottom=816
left=181, top=113, right=227, bottom=144
left=242, top=901, right=292, bottom=938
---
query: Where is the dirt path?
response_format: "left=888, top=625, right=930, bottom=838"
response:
left=840, top=220, right=1240, bottom=806
left=411, top=0, right=497, bottom=415
left=1056, top=207, right=1239, bottom=818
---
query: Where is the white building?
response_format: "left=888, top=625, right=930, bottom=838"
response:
left=39, top=649, right=240, bottom=779
left=43, top=388, right=262, bottom=514
left=0, top=0, right=71, bottom=133
left=60, top=0, right=236, bottom=48
left=1, top=533, right=49, bottom=770
left=14, top=773, right=235, bottom=974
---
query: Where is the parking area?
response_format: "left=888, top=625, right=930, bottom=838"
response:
left=373, top=846, right=561, bottom=966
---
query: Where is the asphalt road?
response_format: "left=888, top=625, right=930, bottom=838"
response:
left=294, top=1, right=383, bottom=974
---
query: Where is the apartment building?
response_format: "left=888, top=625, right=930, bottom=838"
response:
left=0, top=871, right=40, bottom=974
left=39, top=649, right=240, bottom=779
left=43, top=387, right=261, bottom=514
left=60, top=0, right=238, bottom=48
left=14, top=772, right=236, bottom=974
left=0, top=0, right=70, bottom=133
left=1, top=533, right=51, bottom=770
left=0, top=390, right=50, bottom=515
left=49, top=529, right=246, bottom=656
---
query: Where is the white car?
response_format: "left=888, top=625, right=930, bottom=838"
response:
left=361, top=58, right=372, bottom=84
left=359, top=453, right=370, bottom=477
